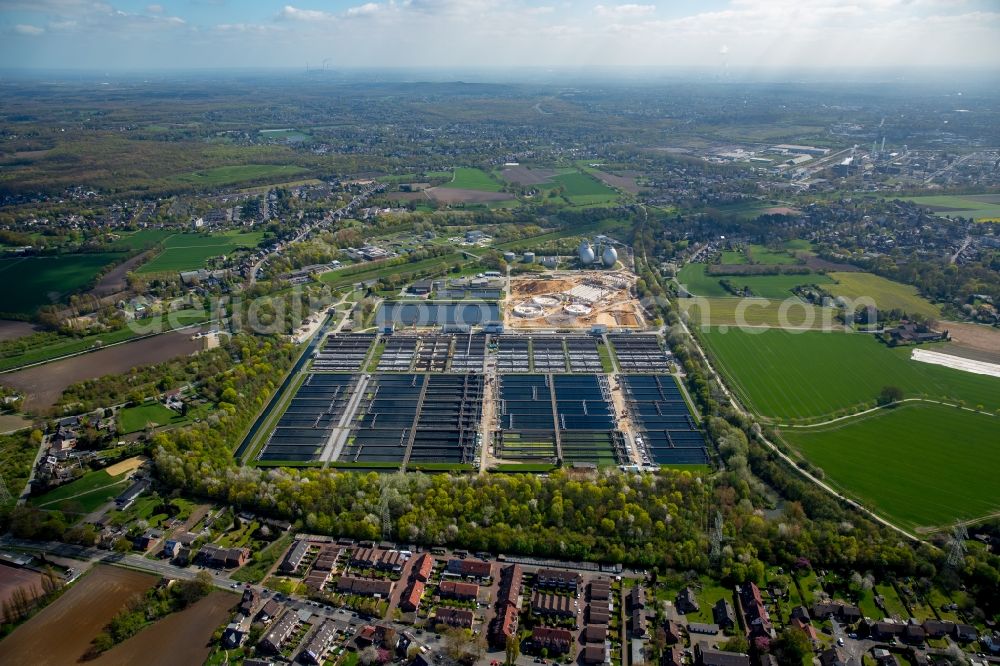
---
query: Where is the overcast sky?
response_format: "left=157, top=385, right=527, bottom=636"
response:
left=1, top=0, right=998, bottom=72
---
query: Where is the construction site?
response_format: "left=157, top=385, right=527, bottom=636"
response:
left=506, top=270, right=646, bottom=330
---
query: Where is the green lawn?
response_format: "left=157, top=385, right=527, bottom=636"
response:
left=699, top=327, right=1000, bottom=421
left=898, top=194, right=1000, bottom=222
left=30, top=469, right=130, bottom=514
left=782, top=403, right=1000, bottom=530
left=137, top=230, right=265, bottom=274
left=448, top=167, right=503, bottom=191
left=169, top=164, right=307, bottom=188
left=678, top=264, right=832, bottom=299
left=318, top=253, right=464, bottom=290
left=0, top=432, right=36, bottom=507
left=119, top=402, right=185, bottom=434
left=551, top=171, right=619, bottom=205
left=0, top=253, right=126, bottom=315
left=232, top=533, right=295, bottom=583
left=826, top=272, right=940, bottom=318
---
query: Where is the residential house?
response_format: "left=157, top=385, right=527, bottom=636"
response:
left=531, top=627, right=574, bottom=654
left=532, top=591, right=577, bottom=619
left=439, top=580, right=479, bottom=601
left=337, top=576, right=394, bottom=598
left=300, top=621, right=337, bottom=665
left=582, top=645, right=608, bottom=665
left=739, top=583, right=774, bottom=639
left=536, top=569, right=581, bottom=593
left=198, top=544, right=250, bottom=569
left=281, top=539, right=310, bottom=573
left=161, top=539, right=182, bottom=560
left=696, top=644, right=751, bottom=666
left=411, top=553, right=434, bottom=583
left=259, top=611, right=298, bottom=654
left=584, top=625, right=608, bottom=644
left=713, top=598, right=737, bottom=629
left=676, top=587, right=700, bottom=614
left=400, top=582, right=424, bottom=613
left=433, top=607, right=474, bottom=629
left=446, top=558, right=492, bottom=580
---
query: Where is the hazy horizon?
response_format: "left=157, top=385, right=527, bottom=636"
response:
left=2, top=1, right=998, bottom=73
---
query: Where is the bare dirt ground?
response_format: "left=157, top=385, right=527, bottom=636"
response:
left=0, top=565, right=157, bottom=666
left=939, top=321, right=1000, bottom=363
left=0, top=567, right=45, bottom=622
left=385, top=192, right=428, bottom=202
left=0, top=413, right=32, bottom=432
left=500, top=165, right=557, bottom=186
left=92, top=589, right=236, bottom=666
left=425, top=187, right=513, bottom=204
left=1, top=330, right=201, bottom=413
left=800, top=254, right=861, bottom=272
left=90, top=252, right=152, bottom=298
left=104, top=455, right=148, bottom=477
left=507, top=272, right=645, bottom=330
left=0, top=320, right=40, bottom=342
left=761, top=206, right=801, bottom=216
left=590, top=169, right=640, bottom=195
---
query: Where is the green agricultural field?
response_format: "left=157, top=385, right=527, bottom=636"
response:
left=30, top=468, right=130, bottom=514
left=137, top=230, right=265, bottom=274
left=679, top=297, right=835, bottom=330
left=699, top=327, right=1000, bottom=421
left=0, top=252, right=126, bottom=315
left=111, top=229, right=175, bottom=251
left=119, top=402, right=185, bottom=434
left=169, top=164, right=307, bottom=188
left=319, top=252, right=464, bottom=290
left=782, top=403, right=1000, bottom=530
left=448, top=167, right=503, bottom=191
left=899, top=194, right=1000, bottom=222
left=677, top=264, right=832, bottom=299
left=748, top=245, right=800, bottom=265
left=826, top=272, right=941, bottom=318
left=551, top=171, right=619, bottom=205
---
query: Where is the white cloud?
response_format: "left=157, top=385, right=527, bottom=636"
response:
left=14, top=23, right=45, bottom=36
left=278, top=5, right=336, bottom=22
left=147, top=4, right=163, bottom=14
left=346, top=3, right=380, bottom=17
left=594, top=4, right=656, bottom=19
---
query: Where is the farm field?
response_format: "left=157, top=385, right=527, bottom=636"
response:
left=679, top=297, right=836, bottom=330
left=699, top=327, right=1000, bottom=422
left=826, top=272, right=941, bottom=318
left=0, top=253, right=126, bottom=316
left=748, top=244, right=800, bottom=264
left=447, top=167, right=503, bottom=191
left=0, top=310, right=209, bottom=372
left=1, top=329, right=201, bottom=412
left=111, top=229, right=175, bottom=251
left=91, top=589, right=236, bottom=666
left=782, top=403, right=1000, bottom=530
left=677, top=263, right=832, bottom=299
left=899, top=194, right=1000, bottom=222
left=0, top=565, right=157, bottom=666
left=119, top=402, right=185, bottom=433
left=168, top=164, right=307, bottom=188
left=551, top=170, right=619, bottom=205
left=137, top=230, right=265, bottom=274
